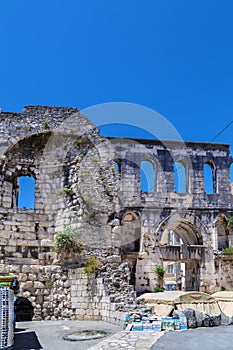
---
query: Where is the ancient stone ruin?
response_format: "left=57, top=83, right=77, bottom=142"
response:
left=0, top=105, right=233, bottom=324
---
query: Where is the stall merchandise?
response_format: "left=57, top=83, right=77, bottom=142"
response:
left=0, top=287, right=14, bottom=350
left=125, top=312, right=188, bottom=332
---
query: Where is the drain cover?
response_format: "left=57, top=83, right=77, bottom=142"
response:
left=63, top=330, right=108, bottom=341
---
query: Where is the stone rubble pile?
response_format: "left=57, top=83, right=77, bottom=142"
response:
left=173, top=308, right=233, bottom=328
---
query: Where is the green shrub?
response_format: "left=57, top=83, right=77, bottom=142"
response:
left=54, top=227, right=83, bottom=255
left=74, top=135, right=91, bottom=148
left=154, top=287, right=165, bottom=293
left=227, top=216, right=233, bottom=231
left=43, top=121, right=50, bottom=130
left=61, top=186, right=72, bottom=195
left=155, top=265, right=165, bottom=278
left=45, top=280, right=54, bottom=288
left=83, top=257, right=101, bottom=274
left=222, top=246, right=233, bottom=254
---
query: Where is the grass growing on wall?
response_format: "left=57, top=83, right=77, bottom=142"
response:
left=54, top=227, right=83, bottom=255
left=83, top=257, right=101, bottom=274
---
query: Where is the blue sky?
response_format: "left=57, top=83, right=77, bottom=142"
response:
left=1, top=1, right=233, bottom=149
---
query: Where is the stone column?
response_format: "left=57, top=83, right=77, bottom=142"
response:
left=211, top=221, right=218, bottom=251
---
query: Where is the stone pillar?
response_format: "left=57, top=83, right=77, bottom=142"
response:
left=211, top=221, right=218, bottom=251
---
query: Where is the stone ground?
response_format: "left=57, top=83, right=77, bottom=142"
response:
left=14, top=320, right=233, bottom=350
left=14, top=320, right=163, bottom=350
left=150, top=325, right=233, bottom=350
left=14, top=320, right=121, bottom=350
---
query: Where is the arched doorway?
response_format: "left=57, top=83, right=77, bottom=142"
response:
left=15, top=297, right=34, bottom=321
left=159, top=218, right=204, bottom=292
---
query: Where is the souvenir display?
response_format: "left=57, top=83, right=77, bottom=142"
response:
left=0, top=287, right=14, bottom=350
left=125, top=312, right=187, bottom=332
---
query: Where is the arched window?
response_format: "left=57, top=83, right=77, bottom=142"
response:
left=204, top=162, right=215, bottom=194
left=15, top=176, right=35, bottom=209
left=230, top=163, right=233, bottom=195
left=174, top=161, right=186, bottom=193
left=114, top=159, right=121, bottom=175
left=140, top=160, right=155, bottom=192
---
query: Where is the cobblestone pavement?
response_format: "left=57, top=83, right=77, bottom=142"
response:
left=87, top=330, right=164, bottom=350
left=14, top=320, right=163, bottom=350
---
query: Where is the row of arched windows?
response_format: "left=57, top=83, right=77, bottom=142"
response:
left=141, top=160, right=188, bottom=193
left=140, top=160, right=187, bottom=193
left=137, top=160, right=233, bottom=194
left=10, top=159, right=233, bottom=210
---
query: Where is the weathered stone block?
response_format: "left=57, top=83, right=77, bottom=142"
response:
left=34, top=281, right=45, bottom=289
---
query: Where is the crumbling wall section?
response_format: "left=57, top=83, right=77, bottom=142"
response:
left=0, top=106, right=93, bottom=157
left=0, top=248, right=148, bottom=325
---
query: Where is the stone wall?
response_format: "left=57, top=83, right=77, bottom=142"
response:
left=0, top=105, right=233, bottom=324
left=1, top=249, right=148, bottom=325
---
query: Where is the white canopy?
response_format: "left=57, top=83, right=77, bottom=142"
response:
left=138, top=291, right=221, bottom=316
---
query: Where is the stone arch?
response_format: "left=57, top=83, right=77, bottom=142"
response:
left=4, top=131, right=52, bottom=159
left=2, top=133, right=55, bottom=213
left=16, top=297, right=34, bottom=321
left=3, top=131, right=67, bottom=213
left=0, top=106, right=89, bottom=158
left=160, top=219, right=202, bottom=245
left=157, top=213, right=205, bottom=246
left=121, top=211, right=141, bottom=254
left=156, top=213, right=206, bottom=292
left=122, top=211, right=139, bottom=225
left=3, top=132, right=51, bottom=183
left=120, top=210, right=141, bottom=286
left=140, top=159, right=156, bottom=192
left=213, top=213, right=229, bottom=249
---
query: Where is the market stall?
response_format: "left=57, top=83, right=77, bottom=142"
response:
left=138, top=291, right=221, bottom=316
left=212, top=291, right=233, bottom=317
left=0, top=276, right=18, bottom=350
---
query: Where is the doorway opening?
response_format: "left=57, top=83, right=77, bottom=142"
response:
left=15, top=297, right=34, bottom=321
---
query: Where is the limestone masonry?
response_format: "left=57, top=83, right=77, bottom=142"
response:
left=0, top=105, right=233, bottom=324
